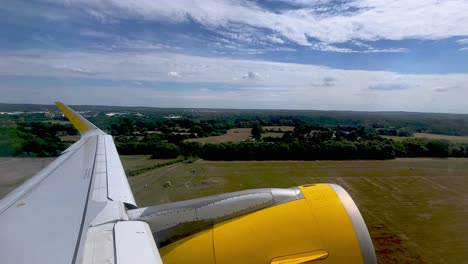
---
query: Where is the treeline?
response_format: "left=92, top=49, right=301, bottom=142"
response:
left=115, top=135, right=182, bottom=158
left=106, top=117, right=231, bottom=138
left=12, top=122, right=75, bottom=157
left=4, top=113, right=468, bottom=161
left=114, top=124, right=468, bottom=160
left=4, top=103, right=468, bottom=135
left=116, top=138, right=468, bottom=161
left=8, top=121, right=468, bottom=160
left=180, top=139, right=465, bottom=160
left=91, top=111, right=466, bottom=139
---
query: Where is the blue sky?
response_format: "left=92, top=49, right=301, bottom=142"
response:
left=1, top=0, right=468, bottom=112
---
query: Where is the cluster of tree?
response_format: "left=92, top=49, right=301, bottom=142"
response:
left=4, top=105, right=468, bottom=160
left=376, top=128, right=413, bottom=137
left=177, top=141, right=394, bottom=160
left=0, top=128, right=23, bottom=156
left=112, top=122, right=466, bottom=160
left=174, top=138, right=459, bottom=161
left=4, top=103, right=468, bottom=135
left=115, top=134, right=181, bottom=158
left=14, top=122, right=76, bottom=157
left=107, top=116, right=230, bottom=138
left=93, top=110, right=468, bottom=139
left=120, top=138, right=456, bottom=161
left=251, top=123, right=263, bottom=139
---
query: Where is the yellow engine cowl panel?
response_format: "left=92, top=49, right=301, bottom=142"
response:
left=212, top=198, right=328, bottom=263
left=159, top=229, right=216, bottom=264
left=160, top=183, right=375, bottom=264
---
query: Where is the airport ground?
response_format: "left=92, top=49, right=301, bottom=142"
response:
left=1, top=157, right=467, bottom=263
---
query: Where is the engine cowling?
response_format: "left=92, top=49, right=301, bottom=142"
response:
left=130, top=183, right=376, bottom=264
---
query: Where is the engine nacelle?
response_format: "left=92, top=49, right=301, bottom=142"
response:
left=129, top=184, right=376, bottom=264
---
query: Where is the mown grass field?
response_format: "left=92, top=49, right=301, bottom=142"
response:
left=384, top=132, right=468, bottom=143
left=2, top=156, right=466, bottom=263
left=128, top=158, right=468, bottom=264
left=120, top=155, right=177, bottom=174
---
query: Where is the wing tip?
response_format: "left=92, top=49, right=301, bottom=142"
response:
left=55, top=102, right=97, bottom=134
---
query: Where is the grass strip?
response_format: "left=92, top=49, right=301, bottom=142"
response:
left=128, top=156, right=198, bottom=176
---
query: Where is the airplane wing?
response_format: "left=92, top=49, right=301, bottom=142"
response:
left=0, top=102, right=377, bottom=264
left=0, top=102, right=163, bottom=263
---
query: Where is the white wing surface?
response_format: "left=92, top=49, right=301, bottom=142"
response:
left=0, top=102, right=162, bottom=264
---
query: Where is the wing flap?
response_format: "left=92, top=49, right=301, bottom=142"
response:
left=104, top=135, right=137, bottom=208
left=114, top=221, right=163, bottom=264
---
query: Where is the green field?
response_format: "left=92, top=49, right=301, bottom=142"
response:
left=1, top=155, right=466, bottom=263
left=120, top=155, right=177, bottom=174
left=128, top=158, right=468, bottom=264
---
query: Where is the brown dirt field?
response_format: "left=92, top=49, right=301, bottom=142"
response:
left=186, top=128, right=253, bottom=144
left=0, top=157, right=53, bottom=199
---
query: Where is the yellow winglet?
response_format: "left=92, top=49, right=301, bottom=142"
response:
left=55, top=102, right=97, bottom=133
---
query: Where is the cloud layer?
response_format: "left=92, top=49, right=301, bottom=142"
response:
left=44, top=0, right=468, bottom=46
left=1, top=49, right=467, bottom=112
left=1, top=1, right=467, bottom=112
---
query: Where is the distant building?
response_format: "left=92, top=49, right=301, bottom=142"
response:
left=105, top=112, right=126, bottom=116
left=164, top=115, right=182, bottom=119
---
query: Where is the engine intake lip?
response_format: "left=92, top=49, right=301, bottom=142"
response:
left=329, top=184, right=377, bottom=264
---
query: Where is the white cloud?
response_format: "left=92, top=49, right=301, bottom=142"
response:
left=0, top=49, right=467, bottom=112
left=242, top=71, right=263, bottom=80
left=433, top=86, right=459, bottom=93
left=79, top=29, right=180, bottom=51
left=44, top=0, right=468, bottom=46
left=455, top=38, right=468, bottom=51
left=368, top=83, right=408, bottom=91
left=79, top=29, right=115, bottom=38
left=266, top=35, right=285, bottom=44
left=307, top=41, right=409, bottom=53
left=53, top=64, right=93, bottom=74
left=168, top=71, right=181, bottom=78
